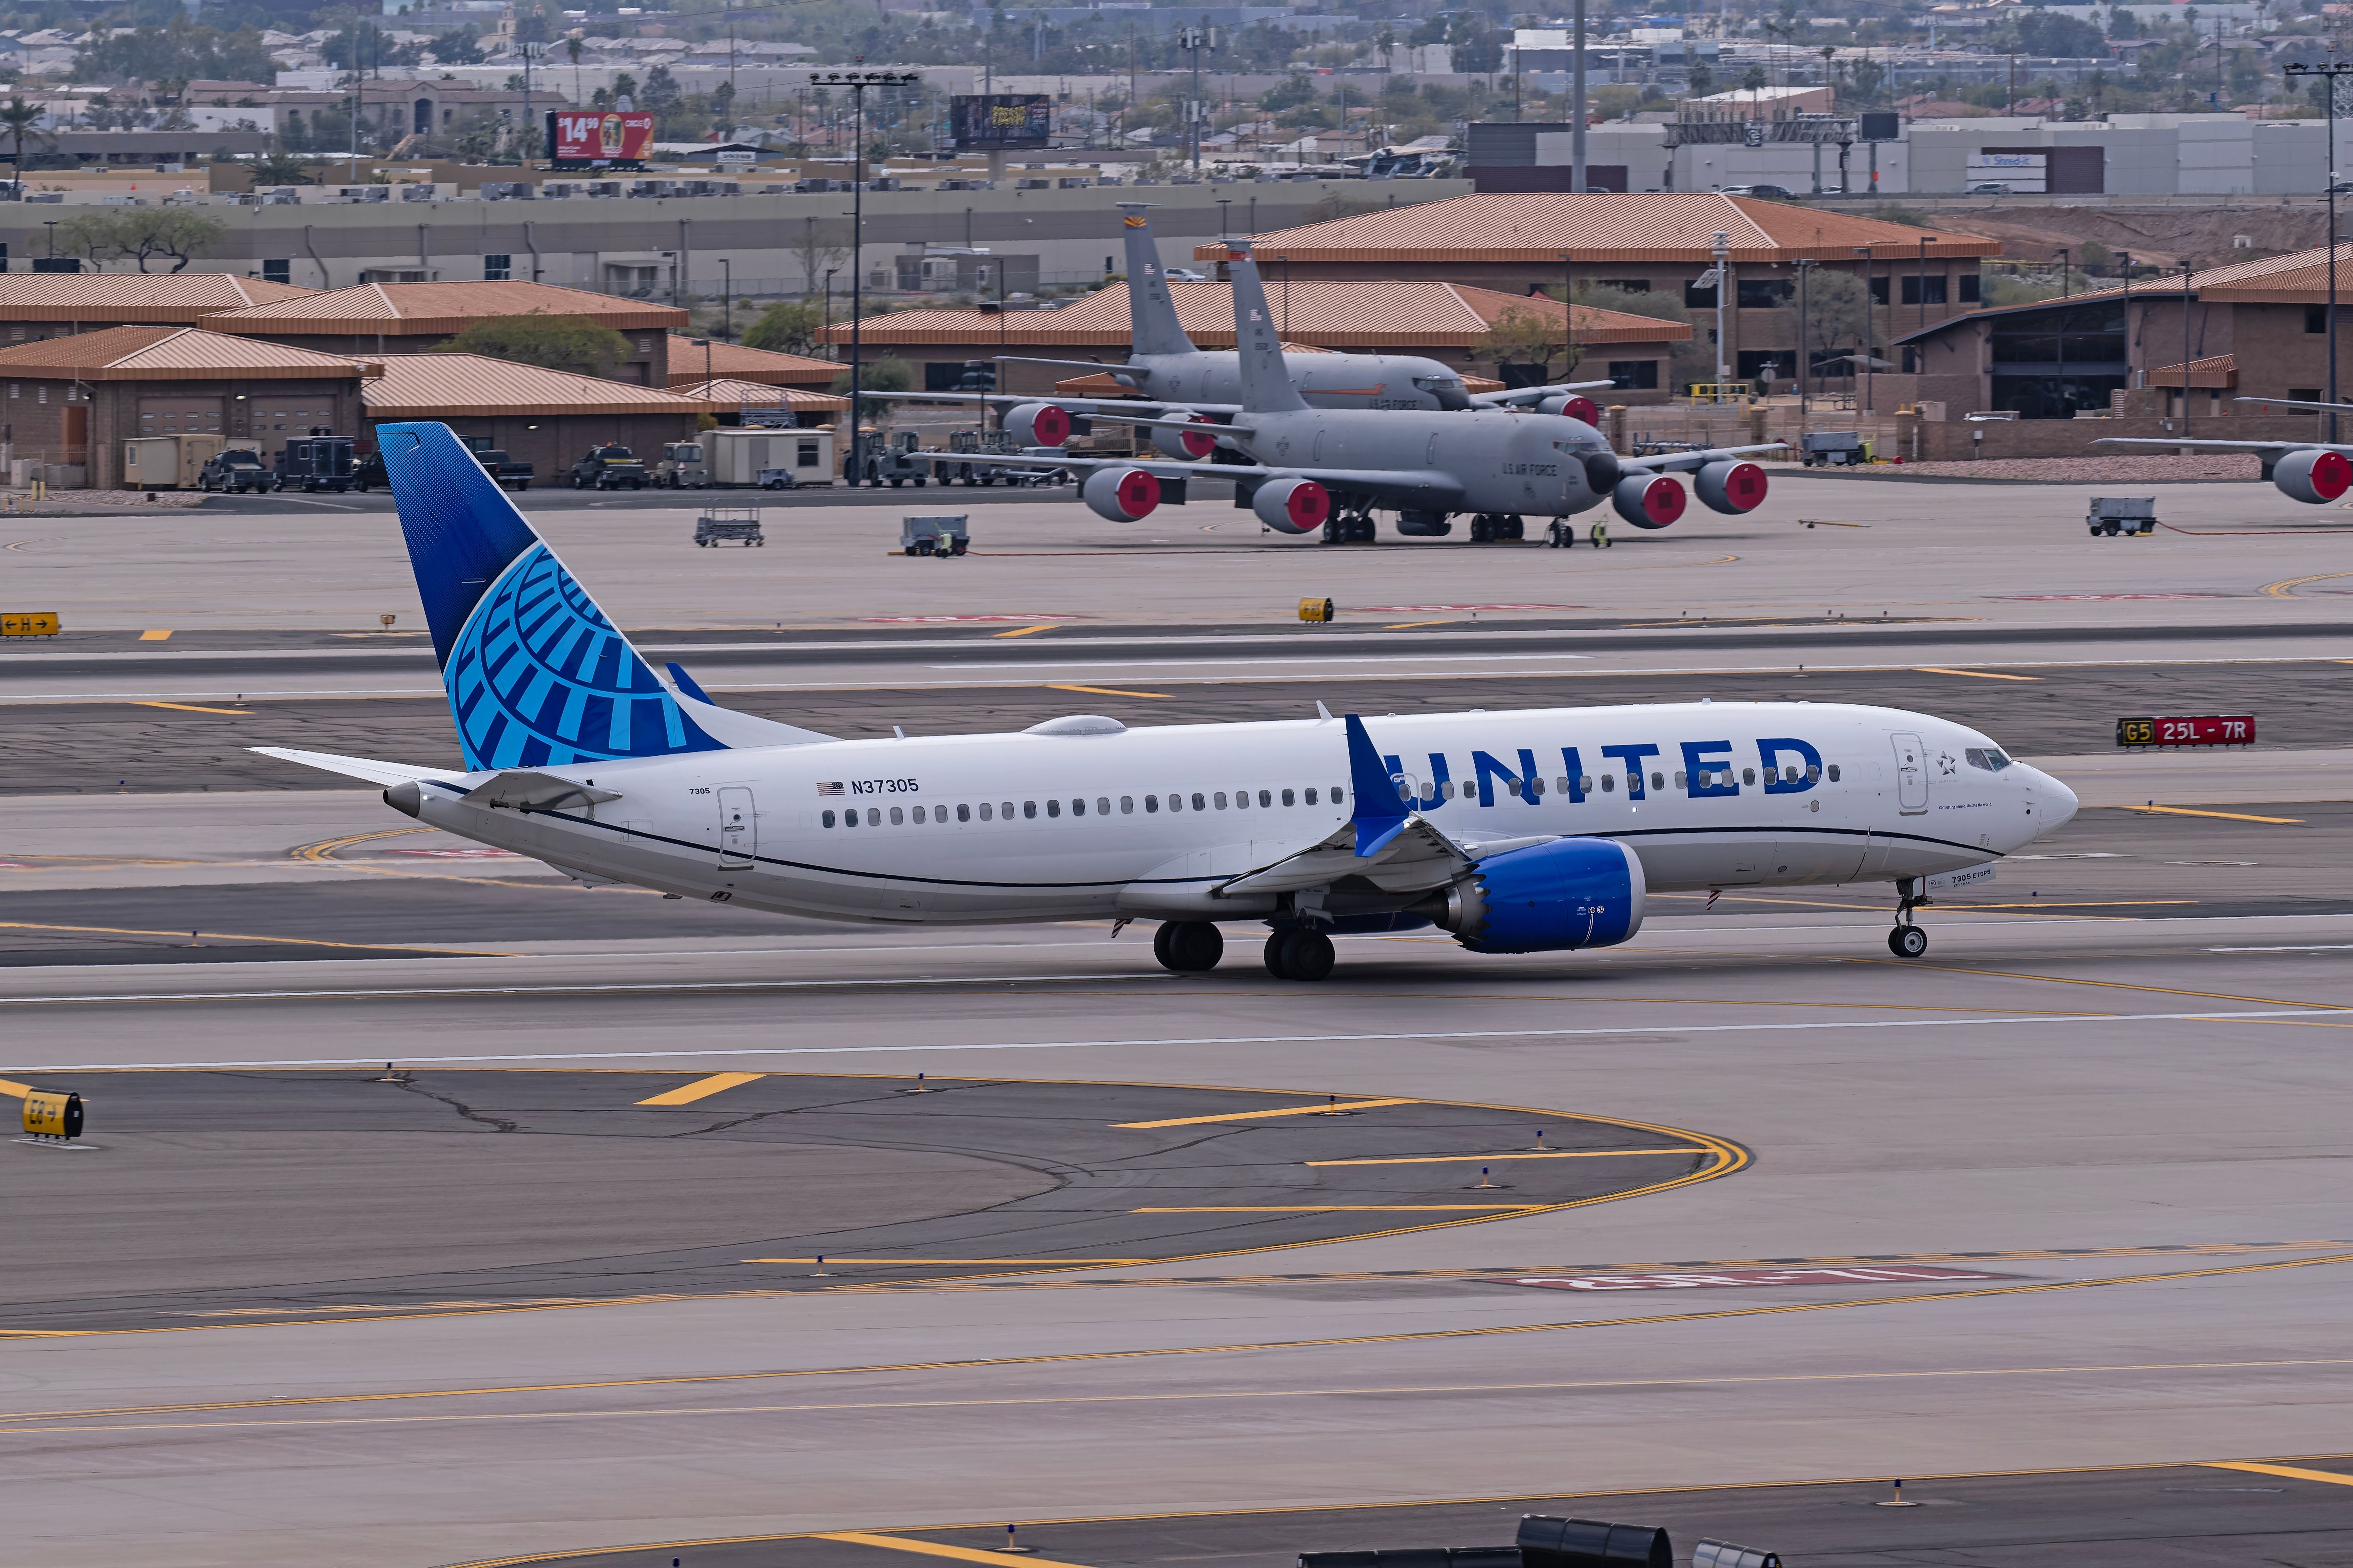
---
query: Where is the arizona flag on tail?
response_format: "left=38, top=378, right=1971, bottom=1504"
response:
left=377, top=420, right=726, bottom=772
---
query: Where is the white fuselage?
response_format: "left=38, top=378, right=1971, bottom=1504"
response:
left=397, top=702, right=2076, bottom=928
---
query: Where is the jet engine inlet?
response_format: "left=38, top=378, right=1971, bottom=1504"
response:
left=1538, top=395, right=1602, bottom=425
left=1083, top=466, right=1162, bottom=521
left=1612, top=472, right=1686, bottom=529
left=1408, top=837, right=1647, bottom=953
left=2275, top=447, right=2352, bottom=504
left=1253, top=477, right=1331, bottom=533
left=1695, top=459, right=1768, bottom=514
left=1150, top=413, right=1219, bottom=460
left=1004, top=403, right=1073, bottom=448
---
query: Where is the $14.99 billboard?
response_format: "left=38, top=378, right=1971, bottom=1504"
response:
left=949, top=94, right=1052, bottom=151
left=547, top=110, right=656, bottom=166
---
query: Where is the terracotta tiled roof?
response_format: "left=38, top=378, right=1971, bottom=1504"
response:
left=665, top=338, right=841, bottom=386
left=0, top=324, right=373, bottom=381
left=1049, top=367, right=1511, bottom=397
left=0, top=272, right=316, bottom=324
left=833, top=282, right=1691, bottom=350
left=1892, top=244, right=2353, bottom=342
left=363, top=354, right=714, bottom=418
left=674, top=376, right=849, bottom=411
left=1189, top=192, right=2005, bottom=264
left=202, top=281, right=690, bottom=337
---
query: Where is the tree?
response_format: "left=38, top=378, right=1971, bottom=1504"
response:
left=54, top=211, right=116, bottom=266
left=119, top=209, right=227, bottom=273
left=248, top=150, right=324, bottom=185
left=791, top=221, right=849, bottom=302
left=1574, top=283, right=1713, bottom=391
left=1475, top=303, right=1568, bottom=380
left=1782, top=270, right=1871, bottom=381
left=831, top=355, right=912, bottom=394
left=0, top=97, right=48, bottom=187
left=433, top=313, right=631, bottom=375
left=745, top=299, right=827, bottom=355
left=428, top=27, right=486, bottom=65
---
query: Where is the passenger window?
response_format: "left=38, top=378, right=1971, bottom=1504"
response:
left=1650, top=773, right=1664, bottom=790
left=1192, top=792, right=1206, bottom=810
left=1580, top=776, right=1593, bottom=793
left=1001, top=801, right=1014, bottom=818
left=979, top=802, right=993, bottom=821
left=1305, top=787, right=1318, bottom=804
left=1602, top=775, right=1616, bottom=793
left=1743, top=768, right=1756, bottom=785
left=822, top=810, right=836, bottom=828
left=1674, top=771, right=1686, bottom=789
left=1258, top=789, right=1271, bottom=807
left=1120, top=796, right=1133, bottom=814
left=1146, top=794, right=1160, bottom=813
left=1046, top=799, right=1060, bottom=818
left=867, top=809, right=880, bottom=826
left=1530, top=778, right=1544, bottom=797
left=912, top=806, right=926, bottom=823
left=1214, top=792, right=1228, bottom=809
left=958, top=803, right=971, bottom=822
left=1331, top=786, right=1344, bottom=803
left=1232, top=790, right=1246, bottom=810
left=1281, top=788, right=1295, bottom=807
left=1024, top=801, right=1038, bottom=819
left=1785, top=766, right=1799, bottom=783
left=1100, top=797, right=1112, bottom=815
left=1828, top=764, right=1842, bottom=782
left=890, top=807, right=904, bottom=825
left=1070, top=798, right=1083, bottom=816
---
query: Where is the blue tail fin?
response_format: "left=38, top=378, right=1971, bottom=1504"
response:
left=380, top=421, right=726, bottom=772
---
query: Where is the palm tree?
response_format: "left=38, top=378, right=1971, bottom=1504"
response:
left=0, top=98, right=46, bottom=197
left=566, top=33, right=584, bottom=102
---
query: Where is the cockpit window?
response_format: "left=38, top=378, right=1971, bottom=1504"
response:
left=1965, top=747, right=2013, bottom=772
left=1552, top=439, right=1609, bottom=455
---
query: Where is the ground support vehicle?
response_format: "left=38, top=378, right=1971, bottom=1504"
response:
left=656, top=441, right=711, bottom=489
left=275, top=435, right=355, bottom=493
left=2087, top=496, right=2156, bottom=536
left=1800, top=431, right=1866, bottom=467
left=932, top=429, right=1059, bottom=487
left=694, top=507, right=765, bottom=547
left=900, top=514, right=970, bottom=556
left=856, top=431, right=930, bottom=488
left=570, top=445, right=648, bottom=489
left=197, top=448, right=271, bottom=493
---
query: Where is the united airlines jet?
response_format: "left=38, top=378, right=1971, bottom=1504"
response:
left=256, top=437, right=2077, bottom=978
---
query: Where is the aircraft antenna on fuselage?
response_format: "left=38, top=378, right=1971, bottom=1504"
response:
left=1117, top=203, right=1196, bottom=359
left=1224, top=241, right=1310, bottom=415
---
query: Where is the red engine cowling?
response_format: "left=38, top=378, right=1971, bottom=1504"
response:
left=1611, top=473, right=1685, bottom=529
left=1005, top=402, right=1073, bottom=448
left=1083, top=466, right=1161, bottom=521
left=1538, top=394, right=1602, bottom=425
left=1252, top=477, right=1330, bottom=534
left=2275, top=447, right=2353, bottom=504
left=1694, top=459, right=1768, bottom=514
left=1150, top=413, right=1219, bottom=460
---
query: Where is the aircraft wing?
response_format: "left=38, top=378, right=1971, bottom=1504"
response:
left=1218, top=812, right=1478, bottom=896
left=2236, top=396, right=2353, bottom=415
left=1467, top=380, right=1617, bottom=408
left=928, top=448, right=1469, bottom=506
left=891, top=391, right=1246, bottom=416
left=2093, top=436, right=2353, bottom=454
left=1620, top=442, right=1788, bottom=472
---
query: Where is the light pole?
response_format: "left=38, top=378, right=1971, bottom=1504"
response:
left=810, top=69, right=921, bottom=486
left=1794, top=256, right=1814, bottom=427
left=2285, top=61, right=2348, bottom=441
left=1572, top=0, right=1588, bottom=192
left=2181, top=260, right=2195, bottom=438
left=1711, top=230, right=1730, bottom=393
left=1853, top=243, right=1874, bottom=414
left=1177, top=27, right=1208, bottom=172
left=1559, top=252, right=1576, bottom=380
left=823, top=267, right=838, bottom=360
left=719, top=258, right=732, bottom=340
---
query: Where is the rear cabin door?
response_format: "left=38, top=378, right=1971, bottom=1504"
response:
left=1890, top=733, right=1929, bottom=814
left=717, top=787, right=755, bottom=867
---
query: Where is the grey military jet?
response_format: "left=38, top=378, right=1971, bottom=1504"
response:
left=956, top=240, right=1783, bottom=544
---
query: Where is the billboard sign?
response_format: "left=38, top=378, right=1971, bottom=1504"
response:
left=950, top=94, right=1052, bottom=151
left=547, top=109, right=656, bottom=167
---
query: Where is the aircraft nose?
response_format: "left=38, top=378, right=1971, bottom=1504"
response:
left=2034, top=767, right=2079, bottom=832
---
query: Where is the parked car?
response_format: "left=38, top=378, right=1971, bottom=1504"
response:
left=1966, top=182, right=2013, bottom=196
left=1163, top=266, right=1209, bottom=282
left=197, top=448, right=272, bottom=493
left=275, top=434, right=355, bottom=493
left=568, top=444, right=647, bottom=489
left=474, top=450, right=533, bottom=491
left=1717, top=184, right=1796, bottom=200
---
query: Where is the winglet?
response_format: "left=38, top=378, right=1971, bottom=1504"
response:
left=1344, top=714, right=1409, bottom=856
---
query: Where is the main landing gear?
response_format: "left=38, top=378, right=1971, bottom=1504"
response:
left=1263, top=926, right=1335, bottom=982
left=1319, top=506, right=1378, bottom=544
left=1467, top=512, right=1526, bottom=542
left=1888, top=878, right=1930, bottom=957
left=1152, top=920, right=1224, bottom=973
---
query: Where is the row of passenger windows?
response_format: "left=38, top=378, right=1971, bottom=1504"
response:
left=1411, top=762, right=1838, bottom=800
left=822, top=784, right=1347, bottom=830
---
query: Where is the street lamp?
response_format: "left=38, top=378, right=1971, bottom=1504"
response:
left=823, top=267, right=839, bottom=361
left=1710, top=230, right=1730, bottom=394
left=1794, top=256, right=1815, bottom=427
left=810, top=69, right=922, bottom=486
left=2285, top=60, right=2350, bottom=440
left=719, top=258, right=732, bottom=340
left=1853, top=244, right=1874, bottom=414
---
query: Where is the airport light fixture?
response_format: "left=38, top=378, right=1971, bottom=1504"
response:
left=810, top=70, right=924, bottom=483
left=2283, top=61, right=2349, bottom=441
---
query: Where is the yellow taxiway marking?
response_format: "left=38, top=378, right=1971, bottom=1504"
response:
left=1846, top=956, right=2347, bottom=1015
left=0, top=918, right=507, bottom=959
left=992, top=624, right=1058, bottom=638
left=1117, top=1097, right=1417, bottom=1128
left=2205, top=1460, right=2353, bottom=1487
left=1306, top=1148, right=1708, bottom=1167
left=2124, top=806, right=2303, bottom=825
left=129, top=700, right=253, bottom=715
left=288, top=827, right=433, bottom=863
left=137, top=629, right=171, bottom=641
left=1383, top=619, right=1455, bottom=630
left=742, top=1258, right=1152, bottom=1266
left=15, top=1249, right=2339, bottom=1422
left=1045, top=683, right=1171, bottom=699
left=634, top=1071, right=766, bottom=1106
left=1125, top=1213, right=1544, bottom=1222
left=1917, top=666, right=2040, bottom=681
left=2262, top=570, right=2353, bottom=598
left=0, top=1078, right=31, bottom=1099
left=816, top=1532, right=1096, bottom=1568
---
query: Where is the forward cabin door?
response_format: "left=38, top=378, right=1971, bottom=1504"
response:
left=1890, top=733, right=1929, bottom=814
left=718, top=787, right=755, bottom=868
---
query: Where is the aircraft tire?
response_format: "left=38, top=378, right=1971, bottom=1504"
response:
left=1266, top=928, right=1335, bottom=982
left=1155, top=920, right=1224, bottom=973
left=1889, top=925, right=1928, bottom=958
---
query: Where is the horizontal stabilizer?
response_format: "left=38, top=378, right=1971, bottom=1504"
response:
left=250, top=746, right=468, bottom=788
left=463, top=771, right=624, bottom=812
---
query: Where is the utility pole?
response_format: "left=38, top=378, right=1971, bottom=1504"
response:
left=1795, top=256, right=1814, bottom=428
left=2182, top=260, right=2195, bottom=439
left=1711, top=230, right=1730, bottom=391
left=811, top=70, right=921, bottom=487
left=1177, top=27, right=1209, bottom=172
left=519, top=41, right=544, bottom=167
left=1572, top=0, right=1588, bottom=191
left=2286, top=61, right=2349, bottom=441
left=1853, top=243, right=1875, bottom=414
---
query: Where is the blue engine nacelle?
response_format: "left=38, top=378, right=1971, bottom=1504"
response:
left=1411, top=836, right=1646, bottom=953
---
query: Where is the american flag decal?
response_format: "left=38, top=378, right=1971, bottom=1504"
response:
left=817, top=782, right=845, bottom=796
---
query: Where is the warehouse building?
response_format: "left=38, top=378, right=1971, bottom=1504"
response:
left=360, top=356, right=718, bottom=477
left=198, top=282, right=691, bottom=384
left=834, top=278, right=1693, bottom=403
left=0, top=275, right=316, bottom=344
left=664, top=338, right=841, bottom=390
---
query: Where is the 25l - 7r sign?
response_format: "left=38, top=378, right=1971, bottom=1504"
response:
left=2116, top=715, right=2256, bottom=747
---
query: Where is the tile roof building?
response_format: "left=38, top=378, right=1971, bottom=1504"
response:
left=0, top=275, right=316, bottom=345
left=664, top=338, right=843, bottom=390
left=835, top=279, right=1694, bottom=402
left=1189, top=192, right=2003, bottom=392
left=361, top=355, right=721, bottom=475
left=198, top=282, right=692, bottom=384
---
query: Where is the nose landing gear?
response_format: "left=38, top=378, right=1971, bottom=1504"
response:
left=1888, top=878, right=1930, bottom=957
